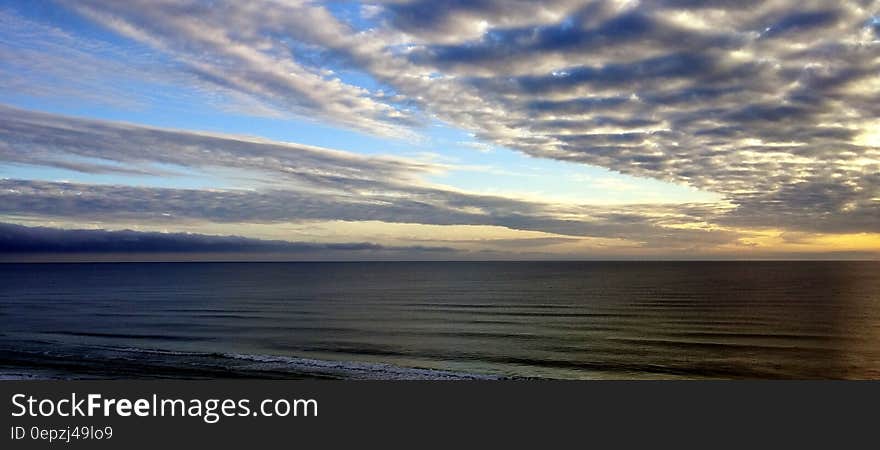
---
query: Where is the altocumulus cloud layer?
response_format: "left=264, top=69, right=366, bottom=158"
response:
left=392, top=0, right=880, bottom=234
left=60, top=2, right=880, bottom=226
left=1, top=0, right=879, bottom=258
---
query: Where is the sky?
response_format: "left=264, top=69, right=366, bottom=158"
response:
left=0, top=0, right=879, bottom=260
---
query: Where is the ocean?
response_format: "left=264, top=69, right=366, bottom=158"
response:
left=1, top=261, right=878, bottom=379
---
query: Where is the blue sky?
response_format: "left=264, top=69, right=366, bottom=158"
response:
left=1, top=0, right=879, bottom=259
left=0, top=0, right=711, bottom=205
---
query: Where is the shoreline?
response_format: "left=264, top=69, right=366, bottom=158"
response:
left=0, top=345, right=505, bottom=381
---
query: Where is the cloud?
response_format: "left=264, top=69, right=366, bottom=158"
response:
left=0, top=222, right=454, bottom=255
left=374, top=0, right=879, bottom=234
left=758, top=9, right=843, bottom=39
left=5, top=104, right=873, bottom=250
left=378, top=0, right=590, bottom=43
left=721, top=175, right=880, bottom=234
left=409, top=9, right=742, bottom=75
left=0, top=177, right=739, bottom=250
left=186, top=0, right=874, bottom=237
left=0, top=105, right=434, bottom=189
left=0, top=106, right=738, bottom=249
left=0, top=8, right=236, bottom=111
left=59, top=0, right=420, bottom=137
left=4, top=0, right=879, bottom=247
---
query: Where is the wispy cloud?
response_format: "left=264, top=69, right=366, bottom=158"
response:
left=61, top=0, right=420, bottom=137
left=0, top=105, right=435, bottom=188
left=0, top=104, right=737, bottom=248
left=2, top=103, right=873, bottom=252
left=0, top=176, right=737, bottom=248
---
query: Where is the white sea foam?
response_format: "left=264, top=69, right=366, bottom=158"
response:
left=108, top=345, right=500, bottom=380
left=222, top=352, right=501, bottom=380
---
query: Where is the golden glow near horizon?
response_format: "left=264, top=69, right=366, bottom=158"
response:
left=5, top=215, right=878, bottom=259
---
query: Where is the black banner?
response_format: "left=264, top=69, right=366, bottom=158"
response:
left=2, top=381, right=877, bottom=448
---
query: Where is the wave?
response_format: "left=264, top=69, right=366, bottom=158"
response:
left=1, top=342, right=502, bottom=380
left=220, top=352, right=501, bottom=380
